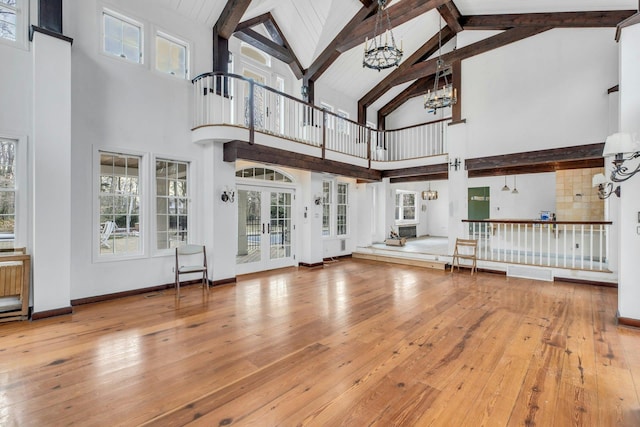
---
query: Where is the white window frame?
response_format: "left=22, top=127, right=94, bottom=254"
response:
left=336, top=110, right=350, bottom=135
left=94, top=148, right=147, bottom=262
left=395, top=190, right=418, bottom=224
left=322, top=180, right=332, bottom=237
left=240, top=42, right=271, bottom=68
left=320, top=102, right=334, bottom=129
left=336, top=182, right=348, bottom=236
left=155, top=30, right=190, bottom=79
left=0, top=136, right=18, bottom=248
left=101, top=8, right=144, bottom=64
left=0, top=0, right=27, bottom=49
left=154, top=157, right=191, bottom=253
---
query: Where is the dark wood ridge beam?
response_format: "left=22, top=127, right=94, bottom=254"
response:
left=390, top=172, right=448, bottom=183
left=215, top=0, right=253, bottom=39
left=236, top=13, right=304, bottom=80
left=223, top=140, right=382, bottom=181
left=461, top=10, right=636, bottom=30
left=437, top=1, right=463, bottom=33
left=358, top=26, right=455, bottom=123
left=395, top=26, right=552, bottom=86
left=360, top=0, right=374, bottom=7
left=337, top=0, right=449, bottom=53
left=465, top=143, right=605, bottom=177
left=304, top=2, right=379, bottom=89
left=382, top=163, right=448, bottom=178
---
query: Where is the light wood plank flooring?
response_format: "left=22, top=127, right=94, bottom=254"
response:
left=1, top=259, right=639, bottom=426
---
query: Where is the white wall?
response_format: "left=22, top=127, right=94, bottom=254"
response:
left=389, top=180, right=449, bottom=238
left=469, top=173, right=556, bottom=220
left=617, top=22, right=640, bottom=321
left=66, top=0, right=214, bottom=299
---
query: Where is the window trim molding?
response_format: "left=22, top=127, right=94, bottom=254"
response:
left=394, top=189, right=419, bottom=225
left=153, top=28, right=191, bottom=80
left=100, top=6, right=145, bottom=66
left=92, top=146, right=149, bottom=263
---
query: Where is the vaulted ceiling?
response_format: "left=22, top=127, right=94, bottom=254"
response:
left=159, top=0, right=638, bottom=124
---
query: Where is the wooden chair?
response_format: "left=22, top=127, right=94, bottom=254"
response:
left=175, top=245, right=209, bottom=300
left=451, top=238, right=478, bottom=274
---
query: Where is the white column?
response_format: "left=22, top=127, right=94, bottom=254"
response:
left=446, top=122, right=469, bottom=254
left=617, top=22, right=640, bottom=322
left=31, top=31, right=72, bottom=314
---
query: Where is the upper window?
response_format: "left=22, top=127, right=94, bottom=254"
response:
left=321, top=102, right=334, bottom=129
left=336, top=110, right=350, bottom=135
left=99, top=152, right=142, bottom=256
left=236, top=167, right=292, bottom=183
left=0, top=0, right=22, bottom=45
left=395, top=190, right=417, bottom=222
left=336, top=183, right=348, bottom=236
left=0, top=138, right=16, bottom=248
left=240, top=43, right=271, bottom=67
left=156, top=32, right=188, bottom=79
left=322, top=181, right=331, bottom=236
left=103, top=9, right=143, bottom=64
left=156, top=159, right=189, bottom=250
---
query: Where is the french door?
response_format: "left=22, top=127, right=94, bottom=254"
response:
left=236, top=185, right=295, bottom=274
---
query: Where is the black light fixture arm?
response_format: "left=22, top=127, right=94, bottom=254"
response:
left=610, top=151, right=640, bottom=183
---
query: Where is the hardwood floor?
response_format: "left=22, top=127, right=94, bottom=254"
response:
left=1, top=259, right=640, bottom=426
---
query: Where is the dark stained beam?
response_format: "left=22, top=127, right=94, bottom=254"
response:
left=616, top=11, right=640, bottom=41
left=437, top=1, right=463, bottom=33
left=378, top=75, right=436, bottom=122
left=360, top=0, right=374, bottom=7
left=461, top=10, right=636, bottom=30
left=465, top=143, right=605, bottom=177
left=39, top=0, right=63, bottom=34
left=216, top=0, right=253, bottom=39
left=382, top=163, right=448, bottom=179
left=337, top=0, right=449, bottom=53
left=223, top=141, right=382, bottom=181
left=394, top=26, right=552, bottom=86
left=450, top=59, right=461, bottom=122
left=358, top=26, right=455, bottom=123
left=390, top=172, right=449, bottom=183
left=236, top=13, right=305, bottom=80
left=304, top=2, right=379, bottom=91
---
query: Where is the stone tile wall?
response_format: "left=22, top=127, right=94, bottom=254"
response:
left=555, top=167, right=604, bottom=221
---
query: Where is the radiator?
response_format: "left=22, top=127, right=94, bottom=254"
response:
left=398, top=225, right=417, bottom=238
left=0, top=261, right=23, bottom=297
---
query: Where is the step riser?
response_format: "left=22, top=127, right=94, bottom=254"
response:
left=353, top=253, right=447, bottom=270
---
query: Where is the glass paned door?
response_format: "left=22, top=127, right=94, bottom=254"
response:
left=237, top=186, right=295, bottom=274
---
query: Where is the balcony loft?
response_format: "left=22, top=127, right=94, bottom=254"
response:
left=191, top=72, right=450, bottom=181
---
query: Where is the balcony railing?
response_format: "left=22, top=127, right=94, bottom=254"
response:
left=463, top=220, right=612, bottom=272
left=192, top=72, right=449, bottom=162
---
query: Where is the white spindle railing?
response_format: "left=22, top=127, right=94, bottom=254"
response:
left=192, top=72, right=448, bottom=161
left=463, top=220, right=612, bottom=272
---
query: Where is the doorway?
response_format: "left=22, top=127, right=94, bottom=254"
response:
left=236, top=185, right=295, bottom=274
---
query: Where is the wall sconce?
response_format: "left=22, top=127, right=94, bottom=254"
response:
left=592, top=173, right=620, bottom=199
left=221, top=187, right=235, bottom=203
left=314, top=194, right=322, bottom=205
left=301, top=85, right=309, bottom=100
left=449, top=157, right=461, bottom=171
left=603, top=132, right=640, bottom=182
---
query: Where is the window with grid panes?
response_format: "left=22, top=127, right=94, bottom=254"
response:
left=0, top=0, right=19, bottom=43
left=156, top=159, right=189, bottom=250
left=336, top=183, right=348, bottom=235
left=103, top=9, right=143, bottom=63
left=322, top=181, right=331, bottom=236
left=0, top=138, right=16, bottom=248
left=395, top=190, right=416, bottom=222
left=99, top=152, right=141, bottom=255
left=156, top=32, right=188, bottom=79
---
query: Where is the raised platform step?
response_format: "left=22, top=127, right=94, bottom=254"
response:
left=353, top=252, right=448, bottom=271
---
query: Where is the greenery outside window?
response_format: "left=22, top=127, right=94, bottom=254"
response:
left=395, top=190, right=417, bottom=222
left=156, top=159, right=189, bottom=250
left=0, top=138, right=15, bottom=249
left=103, top=9, right=143, bottom=63
left=156, top=32, right=188, bottom=79
left=99, top=152, right=141, bottom=255
left=337, top=183, right=348, bottom=235
left=322, top=181, right=331, bottom=236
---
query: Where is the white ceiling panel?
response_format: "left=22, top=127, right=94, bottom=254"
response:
left=455, top=0, right=637, bottom=15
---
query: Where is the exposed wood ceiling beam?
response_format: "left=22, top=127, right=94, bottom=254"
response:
left=390, top=172, right=448, bottom=183
left=215, top=0, right=253, bottom=39
left=235, top=13, right=304, bottom=79
left=616, top=11, right=640, bottom=41
left=360, top=0, right=374, bottom=7
left=358, top=26, right=455, bottom=122
left=223, top=140, right=382, bottom=181
left=394, top=26, right=552, bottom=86
left=378, top=75, right=435, bottom=123
left=465, top=143, right=605, bottom=177
left=336, top=0, right=449, bottom=53
left=437, top=1, right=463, bottom=33
left=304, top=2, right=379, bottom=87
left=461, top=10, right=636, bottom=30
left=382, top=163, right=448, bottom=179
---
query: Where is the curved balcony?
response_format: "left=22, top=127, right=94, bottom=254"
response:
left=192, top=72, right=449, bottom=170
